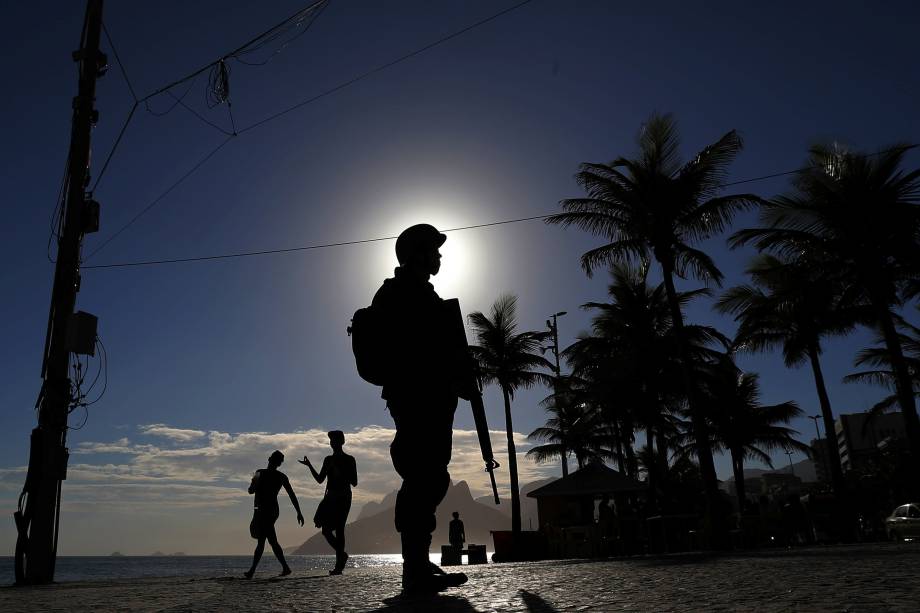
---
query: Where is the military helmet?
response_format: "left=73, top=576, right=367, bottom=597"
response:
left=395, top=223, right=447, bottom=263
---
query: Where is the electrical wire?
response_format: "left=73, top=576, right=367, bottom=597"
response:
left=67, top=338, right=108, bottom=431
left=80, top=143, right=918, bottom=271
left=167, top=89, right=234, bottom=136
left=238, top=0, right=536, bottom=135
left=102, top=21, right=138, bottom=102
left=231, top=0, right=330, bottom=66
left=143, top=76, right=198, bottom=117
left=82, top=214, right=552, bottom=269
left=89, top=22, right=142, bottom=193
left=84, top=0, right=538, bottom=260
left=82, top=339, right=108, bottom=408
left=83, top=136, right=235, bottom=261
left=90, top=102, right=138, bottom=192
left=46, top=155, right=71, bottom=262
left=137, top=0, right=330, bottom=104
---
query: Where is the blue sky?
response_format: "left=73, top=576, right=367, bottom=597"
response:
left=1, top=0, right=918, bottom=554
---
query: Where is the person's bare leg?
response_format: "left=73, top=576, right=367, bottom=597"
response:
left=322, top=527, right=337, bottom=551
left=334, top=525, right=348, bottom=572
left=246, top=537, right=266, bottom=578
left=268, top=533, right=291, bottom=575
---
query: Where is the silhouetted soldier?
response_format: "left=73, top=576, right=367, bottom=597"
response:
left=372, top=223, right=469, bottom=593
left=245, top=450, right=304, bottom=578
left=300, top=430, right=357, bottom=575
left=449, top=511, right=465, bottom=552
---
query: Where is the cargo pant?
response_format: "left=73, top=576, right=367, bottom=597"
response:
left=388, top=398, right=457, bottom=571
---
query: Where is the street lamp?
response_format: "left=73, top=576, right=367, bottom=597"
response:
left=545, top=311, right=568, bottom=477
left=545, top=311, right=567, bottom=377
left=808, top=415, right=822, bottom=440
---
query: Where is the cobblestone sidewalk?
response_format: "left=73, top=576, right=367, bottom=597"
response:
left=2, top=543, right=918, bottom=612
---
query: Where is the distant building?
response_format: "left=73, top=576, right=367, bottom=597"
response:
left=527, top=463, right=645, bottom=558
left=835, top=412, right=907, bottom=472
left=760, top=472, right=803, bottom=497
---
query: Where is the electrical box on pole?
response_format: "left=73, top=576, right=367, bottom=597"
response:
left=14, top=0, right=105, bottom=585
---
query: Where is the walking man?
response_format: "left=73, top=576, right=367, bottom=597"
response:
left=245, top=450, right=304, bottom=578
left=371, top=223, right=469, bottom=593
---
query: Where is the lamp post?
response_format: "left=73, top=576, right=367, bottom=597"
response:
left=808, top=415, right=822, bottom=440
left=808, top=414, right=830, bottom=484
left=546, top=311, right=567, bottom=378
left=545, top=311, right=567, bottom=476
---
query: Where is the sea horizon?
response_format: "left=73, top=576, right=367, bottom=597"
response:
left=0, top=552, right=492, bottom=583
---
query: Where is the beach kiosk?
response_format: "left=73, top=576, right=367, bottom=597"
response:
left=527, top=463, right=646, bottom=558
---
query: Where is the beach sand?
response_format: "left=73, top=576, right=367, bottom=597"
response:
left=2, top=543, right=919, bottom=612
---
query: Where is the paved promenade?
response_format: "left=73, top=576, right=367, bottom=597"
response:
left=2, top=543, right=919, bottom=612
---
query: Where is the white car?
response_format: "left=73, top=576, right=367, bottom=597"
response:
left=886, top=503, right=920, bottom=541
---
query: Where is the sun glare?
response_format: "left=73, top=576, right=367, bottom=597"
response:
left=358, top=191, right=488, bottom=307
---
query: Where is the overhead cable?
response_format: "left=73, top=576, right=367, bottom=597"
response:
left=82, top=144, right=918, bottom=270
left=85, top=0, right=538, bottom=259
left=82, top=215, right=551, bottom=269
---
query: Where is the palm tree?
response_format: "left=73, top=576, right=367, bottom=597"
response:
left=695, top=356, right=809, bottom=514
left=548, top=115, right=757, bottom=538
left=527, top=401, right=613, bottom=471
left=469, top=294, right=553, bottom=536
left=844, top=320, right=920, bottom=418
left=564, top=264, right=727, bottom=509
left=716, top=254, right=863, bottom=499
left=538, top=375, right=578, bottom=476
left=732, top=144, right=920, bottom=461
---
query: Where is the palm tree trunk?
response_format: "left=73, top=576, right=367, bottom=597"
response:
left=660, top=262, right=724, bottom=545
left=873, top=301, right=920, bottom=462
left=731, top=450, right=745, bottom=518
left=656, top=430, right=669, bottom=507
left=502, top=386, right=522, bottom=535
left=806, top=344, right=847, bottom=498
left=624, top=441, right=637, bottom=480
left=560, top=448, right=569, bottom=477
left=612, top=418, right=626, bottom=474
left=646, top=427, right=657, bottom=512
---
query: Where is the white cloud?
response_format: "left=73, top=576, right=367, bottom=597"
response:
left=0, top=424, right=560, bottom=555
left=139, top=424, right=207, bottom=442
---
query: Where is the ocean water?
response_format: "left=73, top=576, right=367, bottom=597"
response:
left=0, top=554, right=406, bottom=583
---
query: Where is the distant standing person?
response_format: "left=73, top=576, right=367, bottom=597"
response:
left=449, top=512, right=465, bottom=552
left=245, top=450, right=304, bottom=579
left=300, top=430, right=357, bottom=575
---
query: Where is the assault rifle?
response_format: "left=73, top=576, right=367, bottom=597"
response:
left=442, top=298, right=501, bottom=505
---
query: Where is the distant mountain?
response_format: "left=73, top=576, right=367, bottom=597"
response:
left=474, top=477, right=554, bottom=531
left=110, top=551, right=124, bottom=557
left=724, top=458, right=819, bottom=484
left=292, top=480, right=510, bottom=554
left=356, top=490, right=398, bottom=521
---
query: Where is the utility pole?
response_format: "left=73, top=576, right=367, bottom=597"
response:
left=14, top=0, right=105, bottom=585
left=545, top=311, right=567, bottom=476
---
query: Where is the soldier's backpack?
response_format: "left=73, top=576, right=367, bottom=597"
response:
left=348, top=305, right=387, bottom=386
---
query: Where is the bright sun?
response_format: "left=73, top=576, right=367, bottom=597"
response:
left=361, top=190, right=488, bottom=306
